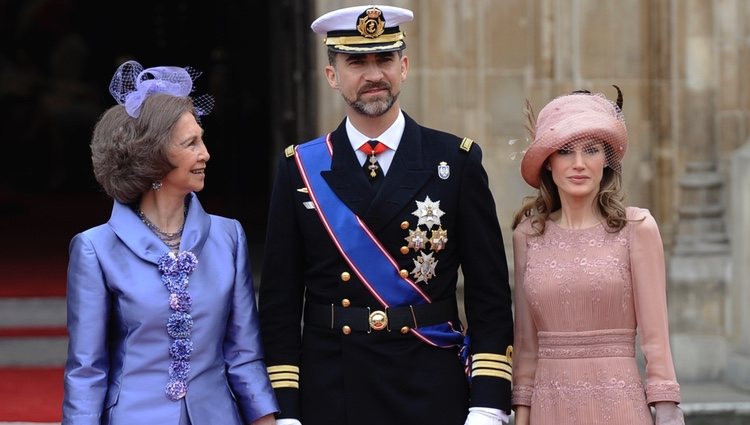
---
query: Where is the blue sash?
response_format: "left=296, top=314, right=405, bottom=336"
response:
left=295, top=135, right=464, bottom=348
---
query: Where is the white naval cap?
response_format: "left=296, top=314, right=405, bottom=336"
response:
left=311, top=5, right=414, bottom=53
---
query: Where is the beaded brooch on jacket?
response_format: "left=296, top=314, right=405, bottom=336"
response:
left=157, top=251, right=198, bottom=400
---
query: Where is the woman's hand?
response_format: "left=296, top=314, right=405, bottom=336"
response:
left=512, top=406, right=529, bottom=425
left=251, top=413, right=276, bottom=425
left=654, top=401, right=684, bottom=425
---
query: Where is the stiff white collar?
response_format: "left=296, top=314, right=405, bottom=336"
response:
left=346, top=110, right=404, bottom=153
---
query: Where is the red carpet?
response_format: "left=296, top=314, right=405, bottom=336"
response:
left=0, top=367, right=64, bottom=422
left=0, top=194, right=108, bottom=423
left=0, top=327, right=67, bottom=337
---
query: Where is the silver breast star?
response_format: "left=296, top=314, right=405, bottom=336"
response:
left=412, top=196, right=445, bottom=229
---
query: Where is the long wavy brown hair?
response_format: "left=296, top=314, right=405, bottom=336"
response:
left=511, top=160, right=627, bottom=234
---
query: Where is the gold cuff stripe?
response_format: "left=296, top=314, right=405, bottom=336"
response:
left=267, top=365, right=299, bottom=374
left=472, top=369, right=512, bottom=381
left=325, top=33, right=404, bottom=46
left=472, top=353, right=510, bottom=363
left=271, top=381, right=299, bottom=389
left=471, top=361, right=513, bottom=373
left=269, top=373, right=299, bottom=382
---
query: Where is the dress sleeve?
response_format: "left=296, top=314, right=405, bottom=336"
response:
left=258, top=153, right=307, bottom=420
left=223, top=220, right=280, bottom=422
left=511, top=222, right=538, bottom=407
left=63, top=233, right=110, bottom=425
left=457, top=142, right=514, bottom=412
left=628, top=207, right=681, bottom=404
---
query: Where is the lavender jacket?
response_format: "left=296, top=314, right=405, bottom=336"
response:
left=63, top=193, right=278, bottom=424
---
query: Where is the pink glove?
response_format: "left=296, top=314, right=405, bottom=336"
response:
left=654, top=402, right=684, bottom=425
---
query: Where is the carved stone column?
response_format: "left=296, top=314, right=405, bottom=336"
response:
left=727, top=143, right=750, bottom=391
left=673, top=162, right=729, bottom=256
left=669, top=163, right=730, bottom=381
left=667, top=0, right=731, bottom=382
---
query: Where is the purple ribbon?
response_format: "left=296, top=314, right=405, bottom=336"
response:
left=109, top=61, right=198, bottom=118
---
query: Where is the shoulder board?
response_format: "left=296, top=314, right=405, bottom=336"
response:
left=459, top=137, right=474, bottom=152
left=284, top=144, right=296, bottom=158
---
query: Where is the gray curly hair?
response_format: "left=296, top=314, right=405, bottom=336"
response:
left=90, top=94, right=196, bottom=203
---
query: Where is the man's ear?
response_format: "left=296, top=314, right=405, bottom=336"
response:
left=325, top=65, right=338, bottom=89
left=400, top=54, right=409, bottom=81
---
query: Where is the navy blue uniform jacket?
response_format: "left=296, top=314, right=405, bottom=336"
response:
left=259, top=113, right=513, bottom=425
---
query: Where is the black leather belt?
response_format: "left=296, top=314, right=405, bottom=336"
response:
left=304, top=299, right=458, bottom=333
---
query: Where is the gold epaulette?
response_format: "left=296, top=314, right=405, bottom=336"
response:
left=284, top=145, right=296, bottom=158
left=459, top=137, right=474, bottom=152
left=470, top=345, right=512, bottom=382
left=267, top=364, right=299, bottom=389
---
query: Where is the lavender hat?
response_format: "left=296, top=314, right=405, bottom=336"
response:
left=108, top=60, right=214, bottom=118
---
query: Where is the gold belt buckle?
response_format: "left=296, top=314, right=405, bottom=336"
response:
left=368, top=309, right=388, bottom=332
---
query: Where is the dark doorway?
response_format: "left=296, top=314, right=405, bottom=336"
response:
left=0, top=0, right=315, bottom=292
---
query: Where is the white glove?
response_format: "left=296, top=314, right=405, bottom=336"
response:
left=464, top=407, right=510, bottom=425
left=276, top=419, right=302, bottom=425
left=654, top=402, right=685, bottom=425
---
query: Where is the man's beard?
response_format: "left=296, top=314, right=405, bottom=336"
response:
left=343, top=83, right=399, bottom=117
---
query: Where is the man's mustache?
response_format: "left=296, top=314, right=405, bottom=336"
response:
left=358, top=82, right=391, bottom=95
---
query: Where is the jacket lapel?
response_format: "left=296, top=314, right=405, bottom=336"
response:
left=179, top=193, right=210, bottom=257
left=321, top=120, right=374, bottom=217
left=107, top=193, right=210, bottom=264
left=108, top=200, right=167, bottom=265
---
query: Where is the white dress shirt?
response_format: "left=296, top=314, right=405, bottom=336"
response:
left=346, top=110, right=405, bottom=175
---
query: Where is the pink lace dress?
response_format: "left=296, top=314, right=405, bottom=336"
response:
left=511, top=207, right=681, bottom=425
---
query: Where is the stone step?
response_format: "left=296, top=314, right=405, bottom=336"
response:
left=680, top=381, right=750, bottom=424
left=0, top=298, right=66, bottom=328
left=0, top=337, right=67, bottom=366
left=681, top=403, right=750, bottom=425
left=0, top=298, right=67, bottom=367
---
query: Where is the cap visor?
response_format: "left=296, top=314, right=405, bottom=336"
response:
left=328, top=40, right=405, bottom=54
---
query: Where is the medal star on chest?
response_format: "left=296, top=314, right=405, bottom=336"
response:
left=411, top=251, right=438, bottom=284
left=412, top=196, right=444, bottom=229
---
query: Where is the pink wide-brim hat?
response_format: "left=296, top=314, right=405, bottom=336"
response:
left=520, top=92, right=628, bottom=188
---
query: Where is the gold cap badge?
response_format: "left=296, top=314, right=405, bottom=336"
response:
left=357, top=7, right=386, bottom=39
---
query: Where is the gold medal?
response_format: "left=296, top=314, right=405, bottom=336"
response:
left=429, top=227, right=448, bottom=252
left=405, top=228, right=428, bottom=251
